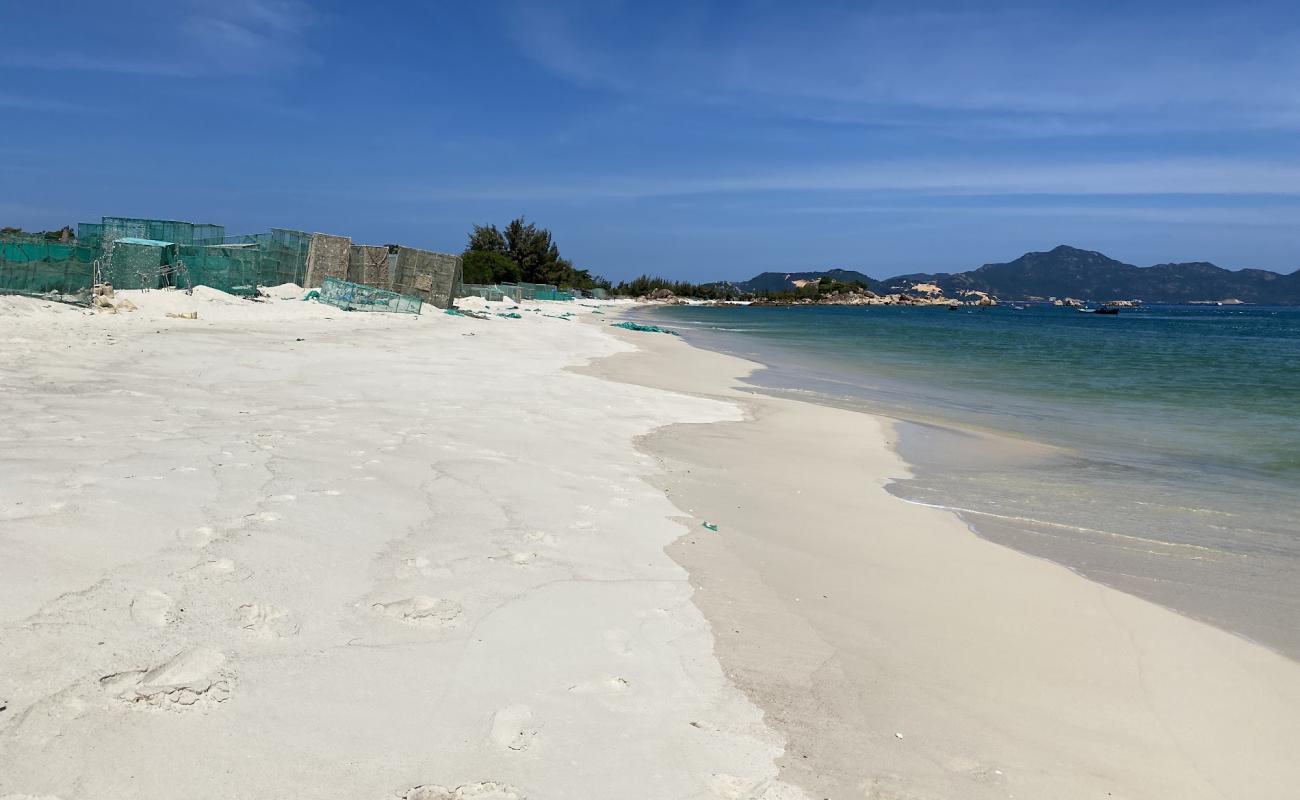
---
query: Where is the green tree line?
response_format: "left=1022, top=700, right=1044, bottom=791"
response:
left=461, top=217, right=610, bottom=290
left=610, top=275, right=746, bottom=300
left=1, top=225, right=74, bottom=241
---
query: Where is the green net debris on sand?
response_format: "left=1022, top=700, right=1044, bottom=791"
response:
left=318, top=277, right=422, bottom=314
left=611, top=321, right=680, bottom=335
left=496, top=312, right=523, bottom=319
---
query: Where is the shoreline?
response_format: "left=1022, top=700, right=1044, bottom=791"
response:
left=1, top=290, right=1296, bottom=799
left=631, top=303, right=1300, bottom=662
left=589, top=314, right=1300, bottom=799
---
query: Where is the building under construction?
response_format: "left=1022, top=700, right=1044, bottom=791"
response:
left=0, top=216, right=463, bottom=310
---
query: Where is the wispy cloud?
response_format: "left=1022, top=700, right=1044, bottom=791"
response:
left=0, top=94, right=92, bottom=112
left=433, top=157, right=1300, bottom=201
left=506, top=1, right=1300, bottom=135
left=783, top=202, right=1300, bottom=229
left=0, top=0, right=319, bottom=77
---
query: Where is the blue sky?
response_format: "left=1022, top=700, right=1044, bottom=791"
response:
left=4, top=0, right=1299, bottom=280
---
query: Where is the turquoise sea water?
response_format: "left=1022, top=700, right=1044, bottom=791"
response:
left=643, top=303, right=1300, bottom=657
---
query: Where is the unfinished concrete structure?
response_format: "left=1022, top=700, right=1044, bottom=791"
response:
left=392, top=247, right=461, bottom=309
left=43, top=214, right=465, bottom=311
left=348, top=245, right=391, bottom=287
left=304, top=233, right=351, bottom=288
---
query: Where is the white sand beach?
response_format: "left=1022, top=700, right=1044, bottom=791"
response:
left=0, top=291, right=800, bottom=800
left=2, top=290, right=1298, bottom=799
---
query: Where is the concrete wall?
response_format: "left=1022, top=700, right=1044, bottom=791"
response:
left=304, top=233, right=351, bottom=288
left=392, top=247, right=461, bottom=309
left=348, top=245, right=391, bottom=287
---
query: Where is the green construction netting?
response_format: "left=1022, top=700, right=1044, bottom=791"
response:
left=103, top=239, right=176, bottom=290
left=209, top=229, right=310, bottom=288
left=0, top=240, right=97, bottom=303
left=318, top=276, right=422, bottom=314
left=102, top=217, right=225, bottom=247
left=76, top=222, right=103, bottom=246
left=178, top=244, right=260, bottom=296
left=454, top=281, right=572, bottom=302
left=258, top=228, right=311, bottom=287
left=457, top=283, right=508, bottom=301
left=491, top=282, right=573, bottom=301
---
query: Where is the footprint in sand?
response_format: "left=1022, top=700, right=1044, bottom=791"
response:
left=372, top=596, right=463, bottom=627
left=100, top=647, right=232, bottom=709
left=490, top=705, right=540, bottom=752
left=566, top=676, right=630, bottom=694
left=402, top=782, right=523, bottom=800
left=396, top=556, right=443, bottom=579
left=524, top=531, right=559, bottom=548
left=177, top=525, right=216, bottom=547
left=945, top=756, right=1005, bottom=784
left=233, top=603, right=299, bottom=639
left=182, top=558, right=239, bottom=580
left=861, top=773, right=928, bottom=800
left=130, top=589, right=174, bottom=627
left=710, top=775, right=800, bottom=800
left=603, top=629, right=633, bottom=657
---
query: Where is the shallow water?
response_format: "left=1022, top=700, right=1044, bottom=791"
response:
left=643, top=303, right=1300, bottom=657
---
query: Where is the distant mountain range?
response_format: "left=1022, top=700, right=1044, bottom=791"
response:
left=735, top=245, right=1300, bottom=304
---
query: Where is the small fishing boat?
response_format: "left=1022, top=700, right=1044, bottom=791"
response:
left=1079, top=306, right=1120, bottom=315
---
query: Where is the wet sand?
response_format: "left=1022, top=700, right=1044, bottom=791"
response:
left=590, top=322, right=1300, bottom=800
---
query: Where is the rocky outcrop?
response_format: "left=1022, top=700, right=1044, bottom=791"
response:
left=960, top=290, right=997, bottom=306
left=640, top=288, right=687, bottom=304
left=751, top=289, right=970, bottom=307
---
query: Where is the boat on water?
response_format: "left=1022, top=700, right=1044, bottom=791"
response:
left=1079, top=306, right=1120, bottom=315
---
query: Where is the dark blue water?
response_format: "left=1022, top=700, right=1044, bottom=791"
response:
left=644, top=303, right=1300, bottom=657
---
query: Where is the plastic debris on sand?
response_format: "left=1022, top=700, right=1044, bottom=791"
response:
left=611, top=321, right=680, bottom=335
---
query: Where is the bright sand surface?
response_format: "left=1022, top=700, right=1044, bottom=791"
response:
left=0, top=291, right=1298, bottom=800
left=0, top=290, right=802, bottom=800
left=586, top=318, right=1300, bottom=800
